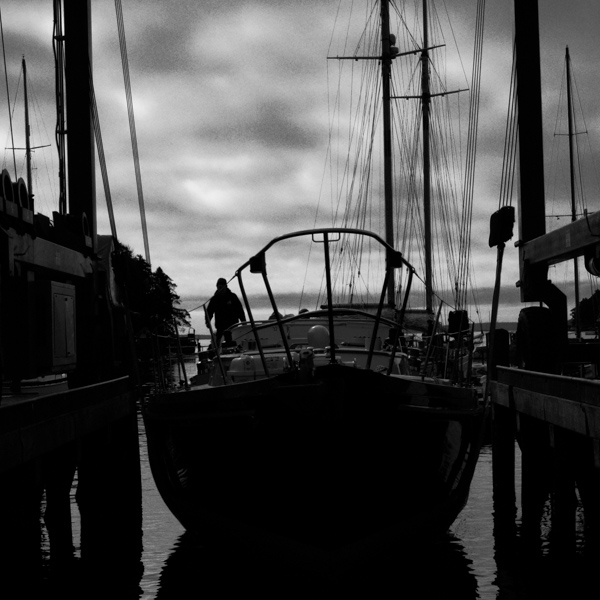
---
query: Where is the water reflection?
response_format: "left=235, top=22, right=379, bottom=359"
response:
left=25, top=421, right=599, bottom=599
left=145, top=440, right=600, bottom=599
left=492, top=504, right=600, bottom=600
left=155, top=531, right=478, bottom=599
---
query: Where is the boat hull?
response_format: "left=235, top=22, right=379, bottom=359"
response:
left=143, top=365, right=487, bottom=572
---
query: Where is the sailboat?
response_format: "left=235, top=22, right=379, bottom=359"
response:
left=143, top=0, right=488, bottom=572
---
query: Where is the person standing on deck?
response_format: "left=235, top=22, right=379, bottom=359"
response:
left=206, top=278, right=246, bottom=345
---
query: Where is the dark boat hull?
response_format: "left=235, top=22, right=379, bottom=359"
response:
left=143, top=365, right=487, bottom=572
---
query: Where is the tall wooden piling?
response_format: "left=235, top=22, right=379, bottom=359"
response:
left=77, top=410, right=143, bottom=586
left=549, top=426, right=578, bottom=549
left=43, top=442, right=78, bottom=564
left=491, top=403, right=516, bottom=529
left=0, top=460, right=44, bottom=592
left=491, top=328, right=516, bottom=530
left=518, top=415, right=552, bottom=540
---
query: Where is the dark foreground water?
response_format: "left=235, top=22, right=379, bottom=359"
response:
left=33, top=409, right=596, bottom=599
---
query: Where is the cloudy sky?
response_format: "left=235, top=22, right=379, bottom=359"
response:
left=2, top=0, right=600, bottom=335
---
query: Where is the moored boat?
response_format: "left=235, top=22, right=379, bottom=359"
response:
left=143, top=0, right=488, bottom=572
left=143, top=228, right=487, bottom=572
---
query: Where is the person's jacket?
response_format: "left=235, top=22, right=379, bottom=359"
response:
left=207, top=288, right=246, bottom=332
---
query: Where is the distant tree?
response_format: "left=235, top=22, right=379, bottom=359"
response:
left=570, top=289, right=600, bottom=331
left=112, top=240, right=190, bottom=336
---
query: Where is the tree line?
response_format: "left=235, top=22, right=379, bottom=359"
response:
left=112, top=240, right=190, bottom=337
left=570, top=289, right=600, bottom=331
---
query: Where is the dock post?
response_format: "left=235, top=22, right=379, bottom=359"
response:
left=549, top=426, right=577, bottom=551
left=492, top=403, right=516, bottom=532
left=519, top=415, right=552, bottom=541
left=43, top=442, right=77, bottom=565
left=76, top=410, right=142, bottom=589
left=574, top=438, right=600, bottom=553
left=491, top=328, right=516, bottom=533
left=0, top=461, right=44, bottom=591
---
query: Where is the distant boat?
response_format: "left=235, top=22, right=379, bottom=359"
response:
left=143, top=0, right=488, bottom=572
left=176, top=326, right=197, bottom=355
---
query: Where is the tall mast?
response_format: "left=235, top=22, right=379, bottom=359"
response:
left=22, top=57, right=33, bottom=202
left=566, top=46, right=581, bottom=340
left=381, top=0, right=395, bottom=306
left=64, top=0, right=96, bottom=250
left=514, top=0, right=548, bottom=299
left=421, top=0, right=433, bottom=313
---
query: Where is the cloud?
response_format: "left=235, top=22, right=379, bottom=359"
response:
left=3, top=0, right=600, bottom=340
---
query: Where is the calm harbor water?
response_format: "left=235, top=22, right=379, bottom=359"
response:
left=38, top=409, right=591, bottom=599
left=30, top=346, right=594, bottom=600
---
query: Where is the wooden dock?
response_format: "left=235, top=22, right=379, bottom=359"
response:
left=0, top=377, right=142, bottom=592
left=486, top=0, right=600, bottom=554
left=491, top=367, right=600, bottom=548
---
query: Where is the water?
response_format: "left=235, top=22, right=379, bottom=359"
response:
left=135, top=441, right=491, bottom=598
left=35, top=408, right=595, bottom=599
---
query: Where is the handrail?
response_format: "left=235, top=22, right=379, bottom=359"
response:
left=232, top=228, right=413, bottom=376
left=235, top=227, right=412, bottom=275
left=236, top=272, right=270, bottom=377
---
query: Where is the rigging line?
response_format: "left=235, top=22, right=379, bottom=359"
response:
left=28, top=85, right=57, bottom=211
left=505, top=84, right=519, bottom=208
left=499, top=73, right=515, bottom=209
left=457, top=0, right=485, bottom=308
left=430, top=128, right=459, bottom=284
left=548, top=60, right=589, bottom=220
left=410, top=267, right=458, bottom=313
left=427, top=105, right=460, bottom=284
left=390, top=0, right=420, bottom=52
left=498, top=45, right=518, bottom=210
left=0, top=9, right=17, bottom=179
left=6, top=67, right=23, bottom=156
left=89, top=66, right=117, bottom=239
left=548, top=65, right=566, bottom=215
left=571, top=63, right=600, bottom=210
left=456, top=2, right=483, bottom=289
left=549, top=67, right=580, bottom=220
left=439, top=0, right=470, bottom=89
left=575, top=131, right=588, bottom=213
left=114, top=0, right=151, bottom=265
left=304, top=61, right=340, bottom=308
left=569, top=65, right=593, bottom=215
left=326, top=0, right=345, bottom=58
left=333, top=59, right=359, bottom=226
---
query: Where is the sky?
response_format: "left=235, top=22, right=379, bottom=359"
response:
left=2, top=0, right=600, bottom=336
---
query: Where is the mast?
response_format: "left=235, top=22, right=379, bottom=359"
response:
left=64, top=0, right=96, bottom=250
left=514, top=0, right=548, bottom=299
left=381, top=0, right=395, bottom=306
left=22, top=57, right=33, bottom=203
left=566, top=46, right=581, bottom=340
left=421, top=0, right=433, bottom=313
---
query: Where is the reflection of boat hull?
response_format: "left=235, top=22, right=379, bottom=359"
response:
left=143, top=364, right=486, bottom=572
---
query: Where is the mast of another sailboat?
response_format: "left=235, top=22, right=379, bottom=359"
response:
left=566, top=46, right=581, bottom=339
left=381, top=0, right=396, bottom=307
left=22, top=57, right=33, bottom=206
left=380, top=0, right=434, bottom=312
left=421, top=0, right=433, bottom=314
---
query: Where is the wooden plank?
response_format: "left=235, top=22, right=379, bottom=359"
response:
left=0, top=377, right=137, bottom=472
left=491, top=371, right=600, bottom=439
left=496, top=367, right=600, bottom=406
left=10, top=230, right=94, bottom=277
left=521, top=210, right=600, bottom=266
